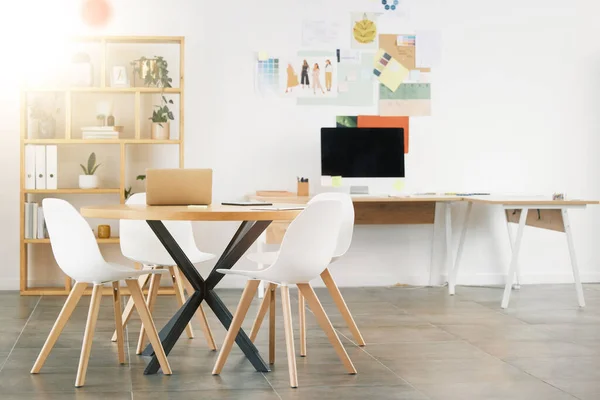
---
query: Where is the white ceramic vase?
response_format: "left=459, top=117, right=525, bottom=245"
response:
left=79, top=175, right=99, bottom=189
left=151, top=122, right=170, bottom=140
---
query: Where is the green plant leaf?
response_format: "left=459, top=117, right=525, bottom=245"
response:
left=87, top=153, right=96, bottom=174
left=90, top=163, right=101, bottom=175
left=168, top=99, right=174, bottom=104
left=136, top=175, right=146, bottom=181
left=162, top=95, right=168, bottom=104
left=80, top=164, right=88, bottom=175
left=167, top=111, right=174, bottom=120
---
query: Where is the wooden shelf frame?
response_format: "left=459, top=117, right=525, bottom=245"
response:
left=20, top=36, right=185, bottom=295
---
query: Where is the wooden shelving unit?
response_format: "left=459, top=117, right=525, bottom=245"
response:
left=20, top=36, right=185, bottom=296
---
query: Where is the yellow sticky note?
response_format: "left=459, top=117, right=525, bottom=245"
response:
left=332, top=176, right=343, bottom=188
left=258, top=51, right=269, bottom=61
left=393, top=179, right=405, bottom=191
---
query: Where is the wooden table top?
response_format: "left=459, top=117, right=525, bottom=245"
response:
left=80, top=204, right=302, bottom=221
left=248, top=195, right=461, bottom=203
left=464, top=196, right=600, bottom=206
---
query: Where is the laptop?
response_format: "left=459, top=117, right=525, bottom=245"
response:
left=146, top=169, right=213, bottom=206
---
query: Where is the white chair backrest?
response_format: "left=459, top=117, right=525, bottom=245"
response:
left=261, top=200, right=343, bottom=284
left=120, top=193, right=197, bottom=265
left=42, top=198, right=106, bottom=282
left=309, top=192, right=354, bottom=258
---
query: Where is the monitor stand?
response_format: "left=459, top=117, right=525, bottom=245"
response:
left=350, top=185, right=369, bottom=195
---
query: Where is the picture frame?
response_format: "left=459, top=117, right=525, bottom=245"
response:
left=111, top=66, right=130, bottom=87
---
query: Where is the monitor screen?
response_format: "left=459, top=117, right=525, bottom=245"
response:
left=321, top=128, right=405, bottom=178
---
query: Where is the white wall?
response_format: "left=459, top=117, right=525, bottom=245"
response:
left=0, top=0, right=598, bottom=289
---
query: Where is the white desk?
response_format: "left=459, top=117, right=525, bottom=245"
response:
left=451, top=196, right=599, bottom=308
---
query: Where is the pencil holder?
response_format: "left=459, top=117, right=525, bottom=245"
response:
left=297, top=181, right=309, bottom=197
left=97, top=225, right=111, bottom=239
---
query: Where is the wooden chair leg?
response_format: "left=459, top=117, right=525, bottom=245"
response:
left=321, top=268, right=366, bottom=346
left=298, top=291, right=306, bottom=357
left=250, top=282, right=276, bottom=342
left=297, top=283, right=356, bottom=375
left=112, top=282, right=125, bottom=365
left=31, top=282, right=87, bottom=374
left=112, top=273, right=150, bottom=342
left=212, top=280, right=260, bottom=375
left=136, top=272, right=162, bottom=355
left=281, top=285, right=298, bottom=388
left=126, top=279, right=172, bottom=375
left=170, top=266, right=194, bottom=339
left=75, top=283, right=103, bottom=388
left=269, top=284, right=276, bottom=365
left=182, top=276, right=217, bottom=350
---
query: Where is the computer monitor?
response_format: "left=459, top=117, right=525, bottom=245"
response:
left=321, top=127, right=405, bottom=194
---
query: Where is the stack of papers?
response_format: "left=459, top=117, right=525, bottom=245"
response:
left=81, top=126, right=120, bottom=140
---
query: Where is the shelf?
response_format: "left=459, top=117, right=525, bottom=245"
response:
left=24, top=188, right=120, bottom=194
left=23, top=139, right=181, bottom=145
left=24, top=237, right=120, bottom=244
left=71, top=35, right=183, bottom=44
left=24, top=87, right=181, bottom=93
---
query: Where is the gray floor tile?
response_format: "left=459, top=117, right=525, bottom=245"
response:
left=0, top=285, right=596, bottom=398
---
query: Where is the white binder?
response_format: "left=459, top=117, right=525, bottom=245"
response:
left=37, top=206, right=45, bottom=239
left=25, top=145, right=36, bottom=190
left=34, top=145, right=46, bottom=190
left=45, top=145, right=58, bottom=190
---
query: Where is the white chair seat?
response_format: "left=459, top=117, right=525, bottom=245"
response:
left=246, top=251, right=278, bottom=266
left=136, top=249, right=215, bottom=268
left=95, top=263, right=169, bottom=284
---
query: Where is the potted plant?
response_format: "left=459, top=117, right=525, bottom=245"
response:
left=150, top=96, right=174, bottom=140
left=29, top=96, right=60, bottom=139
left=124, top=175, right=147, bottom=199
left=79, top=152, right=101, bottom=189
left=131, top=56, right=172, bottom=88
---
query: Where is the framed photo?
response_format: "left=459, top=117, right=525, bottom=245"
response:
left=111, top=66, right=130, bottom=87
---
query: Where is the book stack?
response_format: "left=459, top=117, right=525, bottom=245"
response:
left=81, top=126, right=121, bottom=140
left=24, top=202, right=47, bottom=239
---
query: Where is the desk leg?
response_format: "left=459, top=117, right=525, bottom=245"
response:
left=428, top=203, right=439, bottom=287
left=505, top=212, right=522, bottom=290
left=562, top=209, right=586, bottom=307
left=449, top=201, right=472, bottom=295
left=444, top=203, right=454, bottom=286
left=502, top=209, right=527, bottom=309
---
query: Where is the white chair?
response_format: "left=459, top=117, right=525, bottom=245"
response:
left=115, top=193, right=217, bottom=354
left=212, top=200, right=356, bottom=388
left=247, top=192, right=364, bottom=358
left=31, top=199, right=172, bottom=388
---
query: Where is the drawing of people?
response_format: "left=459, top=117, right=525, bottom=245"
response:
left=312, top=63, right=324, bottom=95
left=325, top=59, right=333, bottom=91
left=285, top=63, right=299, bottom=93
left=300, top=59, right=310, bottom=88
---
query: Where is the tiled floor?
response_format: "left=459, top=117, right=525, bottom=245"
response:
left=1, top=284, right=599, bottom=399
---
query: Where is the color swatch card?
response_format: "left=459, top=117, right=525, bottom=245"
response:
left=379, top=83, right=431, bottom=116
left=255, top=56, right=280, bottom=96
left=373, top=49, right=409, bottom=92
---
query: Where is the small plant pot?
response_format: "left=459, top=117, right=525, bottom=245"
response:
left=79, top=175, right=99, bottom=189
left=151, top=122, right=170, bottom=140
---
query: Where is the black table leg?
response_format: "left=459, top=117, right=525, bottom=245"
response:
left=142, top=219, right=272, bottom=375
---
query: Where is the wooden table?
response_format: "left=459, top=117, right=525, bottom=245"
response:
left=81, top=204, right=302, bottom=375
left=451, top=196, right=600, bottom=308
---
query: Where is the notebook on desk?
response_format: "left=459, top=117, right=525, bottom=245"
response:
left=146, top=169, right=213, bottom=206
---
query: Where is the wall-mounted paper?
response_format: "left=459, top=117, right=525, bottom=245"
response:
left=258, top=51, right=269, bottom=61
left=373, top=49, right=409, bottom=92
left=282, top=51, right=337, bottom=98
left=302, top=20, right=343, bottom=49
left=332, top=176, right=343, bottom=187
left=336, top=116, right=357, bottom=128
left=298, top=52, right=375, bottom=107
left=321, top=176, right=333, bottom=187
left=351, top=13, right=379, bottom=50
left=255, top=56, right=281, bottom=96
left=393, top=179, right=405, bottom=192
left=396, top=34, right=416, bottom=46
left=379, top=83, right=431, bottom=116
left=338, top=49, right=361, bottom=64
left=415, top=30, right=442, bottom=68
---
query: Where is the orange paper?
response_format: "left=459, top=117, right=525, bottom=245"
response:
left=357, top=115, right=409, bottom=154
